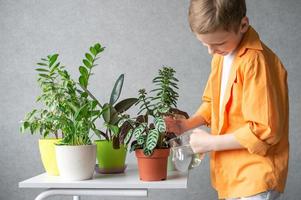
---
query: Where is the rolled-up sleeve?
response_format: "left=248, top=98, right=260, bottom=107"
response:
left=234, top=54, right=284, bottom=156
left=196, top=98, right=211, bottom=125
left=195, top=67, right=214, bottom=126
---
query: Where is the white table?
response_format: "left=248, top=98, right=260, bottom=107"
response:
left=19, top=164, right=188, bottom=200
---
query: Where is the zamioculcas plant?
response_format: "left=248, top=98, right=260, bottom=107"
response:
left=51, top=43, right=107, bottom=181
left=56, top=43, right=105, bottom=145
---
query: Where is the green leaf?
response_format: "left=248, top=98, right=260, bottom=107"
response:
left=26, top=109, right=37, bottom=120
left=49, top=54, right=59, bottom=67
left=109, top=106, right=120, bottom=125
left=93, top=128, right=109, bottom=140
left=74, top=103, right=89, bottom=120
left=50, top=62, right=60, bottom=73
left=94, top=43, right=101, bottom=52
left=20, top=121, right=30, bottom=133
left=89, top=110, right=100, bottom=118
left=146, top=129, right=159, bottom=151
left=90, top=47, right=97, bottom=56
left=109, top=74, right=124, bottom=105
left=79, top=66, right=89, bottom=78
left=35, top=68, right=49, bottom=73
left=114, top=98, right=138, bottom=113
left=37, top=62, right=48, bottom=66
left=83, top=59, right=92, bottom=69
left=80, top=91, right=88, bottom=98
left=85, top=53, right=93, bottom=63
left=108, top=124, right=119, bottom=136
left=38, top=74, right=51, bottom=79
left=98, top=47, right=105, bottom=53
left=102, top=103, right=111, bottom=123
left=66, top=102, right=78, bottom=113
left=94, top=43, right=105, bottom=53
left=79, top=76, right=88, bottom=88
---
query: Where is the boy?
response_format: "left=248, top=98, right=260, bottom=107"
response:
left=165, top=0, right=289, bottom=199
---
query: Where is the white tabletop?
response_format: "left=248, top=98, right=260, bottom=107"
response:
left=19, top=164, right=188, bottom=189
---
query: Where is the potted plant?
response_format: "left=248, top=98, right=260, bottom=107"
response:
left=119, top=67, right=188, bottom=181
left=21, top=43, right=106, bottom=180
left=53, top=43, right=106, bottom=181
left=20, top=53, right=69, bottom=176
left=87, top=74, right=138, bottom=174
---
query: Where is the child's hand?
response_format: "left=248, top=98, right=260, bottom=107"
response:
left=164, top=116, right=187, bottom=135
left=189, top=128, right=216, bottom=153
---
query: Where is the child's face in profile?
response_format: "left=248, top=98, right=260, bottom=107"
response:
left=195, top=17, right=249, bottom=56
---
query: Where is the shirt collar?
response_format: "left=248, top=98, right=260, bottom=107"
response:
left=237, top=26, right=263, bottom=57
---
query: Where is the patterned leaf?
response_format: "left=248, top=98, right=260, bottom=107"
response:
left=124, top=129, right=133, bottom=145
left=118, top=118, right=128, bottom=127
left=154, top=116, right=166, bottom=133
left=143, top=148, right=153, bottom=156
left=158, top=106, right=170, bottom=114
left=145, top=129, right=159, bottom=151
left=133, top=123, right=146, bottom=139
left=137, top=135, right=145, bottom=145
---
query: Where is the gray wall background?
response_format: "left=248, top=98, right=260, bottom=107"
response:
left=1, top=0, right=300, bottom=199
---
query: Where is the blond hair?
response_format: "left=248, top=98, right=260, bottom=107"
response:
left=189, top=0, right=246, bottom=34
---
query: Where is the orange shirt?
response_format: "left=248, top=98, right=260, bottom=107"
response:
left=196, top=26, right=289, bottom=199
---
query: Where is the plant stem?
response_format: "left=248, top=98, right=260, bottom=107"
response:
left=79, top=85, right=103, bottom=108
left=141, top=96, right=152, bottom=116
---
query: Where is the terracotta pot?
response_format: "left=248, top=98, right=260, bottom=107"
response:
left=135, top=148, right=170, bottom=181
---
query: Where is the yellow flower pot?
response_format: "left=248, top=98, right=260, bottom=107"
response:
left=38, top=138, right=61, bottom=176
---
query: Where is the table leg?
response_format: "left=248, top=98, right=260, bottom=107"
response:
left=73, top=196, right=80, bottom=200
left=35, top=189, right=147, bottom=200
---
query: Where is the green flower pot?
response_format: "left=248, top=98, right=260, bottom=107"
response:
left=94, top=140, right=127, bottom=174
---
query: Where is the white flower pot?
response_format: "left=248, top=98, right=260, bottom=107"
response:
left=55, top=144, right=96, bottom=181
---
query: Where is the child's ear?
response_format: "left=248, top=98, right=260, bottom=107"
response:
left=240, top=16, right=249, bottom=33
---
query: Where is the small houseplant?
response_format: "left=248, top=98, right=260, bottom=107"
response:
left=20, top=43, right=106, bottom=180
left=119, top=67, right=188, bottom=181
left=89, top=74, right=138, bottom=174
left=54, top=43, right=105, bottom=181
left=20, top=53, right=71, bottom=176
